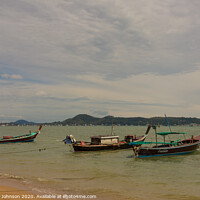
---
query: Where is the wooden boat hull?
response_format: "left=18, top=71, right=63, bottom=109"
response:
left=0, top=132, right=39, bottom=143
left=134, top=136, right=200, bottom=158
left=0, top=125, right=42, bottom=144
left=135, top=143, right=199, bottom=158
left=72, top=142, right=132, bottom=151
left=64, top=125, right=151, bottom=152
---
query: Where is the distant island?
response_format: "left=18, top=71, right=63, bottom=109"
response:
left=1, top=114, right=200, bottom=126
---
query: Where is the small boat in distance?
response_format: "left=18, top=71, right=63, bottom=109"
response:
left=130, top=126, right=200, bottom=158
left=0, top=125, right=42, bottom=144
left=63, top=125, right=151, bottom=151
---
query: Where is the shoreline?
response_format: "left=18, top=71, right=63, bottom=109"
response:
left=0, top=176, right=56, bottom=200
left=0, top=175, right=102, bottom=200
left=0, top=176, right=131, bottom=200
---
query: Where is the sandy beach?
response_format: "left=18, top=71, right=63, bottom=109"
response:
left=0, top=177, right=119, bottom=200
left=0, top=176, right=100, bottom=200
left=0, top=185, right=36, bottom=200
left=0, top=177, right=59, bottom=200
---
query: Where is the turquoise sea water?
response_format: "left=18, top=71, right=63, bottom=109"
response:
left=0, top=125, right=200, bottom=200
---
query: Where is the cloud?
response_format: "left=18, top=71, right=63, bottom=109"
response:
left=2, top=68, right=200, bottom=122
left=35, top=90, right=48, bottom=97
left=0, top=0, right=200, bottom=122
left=0, top=0, right=200, bottom=81
left=92, top=111, right=109, bottom=117
left=0, top=114, right=23, bottom=123
left=1, top=74, right=23, bottom=79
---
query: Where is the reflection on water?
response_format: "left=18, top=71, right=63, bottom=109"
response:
left=0, top=125, right=200, bottom=200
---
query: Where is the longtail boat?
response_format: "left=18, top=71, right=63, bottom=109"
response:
left=63, top=125, right=151, bottom=151
left=130, top=126, right=200, bottom=158
left=0, top=125, right=42, bottom=144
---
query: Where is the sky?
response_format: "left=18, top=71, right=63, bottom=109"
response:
left=0, top=0, right=200, bottom=122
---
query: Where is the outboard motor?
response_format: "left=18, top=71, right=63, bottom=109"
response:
left=63, top=135, right=76, bottom=144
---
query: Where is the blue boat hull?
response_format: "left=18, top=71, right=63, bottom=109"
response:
left=137, top=149, right=199, bottom=158
left=134, top=138, right=200, bottom=158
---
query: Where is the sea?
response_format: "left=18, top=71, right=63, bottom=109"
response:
left=0, top=125, right=200, bottom=200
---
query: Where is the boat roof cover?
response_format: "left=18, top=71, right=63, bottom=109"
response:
left=130, top=139, right=181, bottom=146
left=156, top=131, right=187, bottom=135
left=90, top=135, right=119, bottom=139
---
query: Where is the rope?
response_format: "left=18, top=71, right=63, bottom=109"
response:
left=0, top=145, right=63, bottom=155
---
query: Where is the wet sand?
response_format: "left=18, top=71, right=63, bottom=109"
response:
left=0, top=178, right=123, bottom=200
left=0, top=185, right=36, bottom=199
left=0, top=177, right=102, bottom=200
left=0, top=178, right=56, bottom=200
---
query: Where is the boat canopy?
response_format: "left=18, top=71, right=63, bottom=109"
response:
left=156, top=132, right=188, bottom=136
left=90, top=135, right=119, bottom=145
left=130, top=139, right=181, bottom=146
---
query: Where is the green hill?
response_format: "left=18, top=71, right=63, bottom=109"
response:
left=4, top=114, right=200, bottom=126
left=62, top=114, right=100, bottom=125
left=58, top=114, right=200, bottom=126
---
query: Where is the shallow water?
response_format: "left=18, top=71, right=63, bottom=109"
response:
left=0, top=125, right=200, bottom=199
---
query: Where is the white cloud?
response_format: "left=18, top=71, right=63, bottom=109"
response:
left=1, top=68, right=200, bottom=122
left=1, top=74, right=23, bottom=79
left=35, top=90, right=48, bottom=97
left=0, top=0, right=200, bottom=80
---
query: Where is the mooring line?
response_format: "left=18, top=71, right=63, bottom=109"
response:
left=0, top=145, right=64, bottom=155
